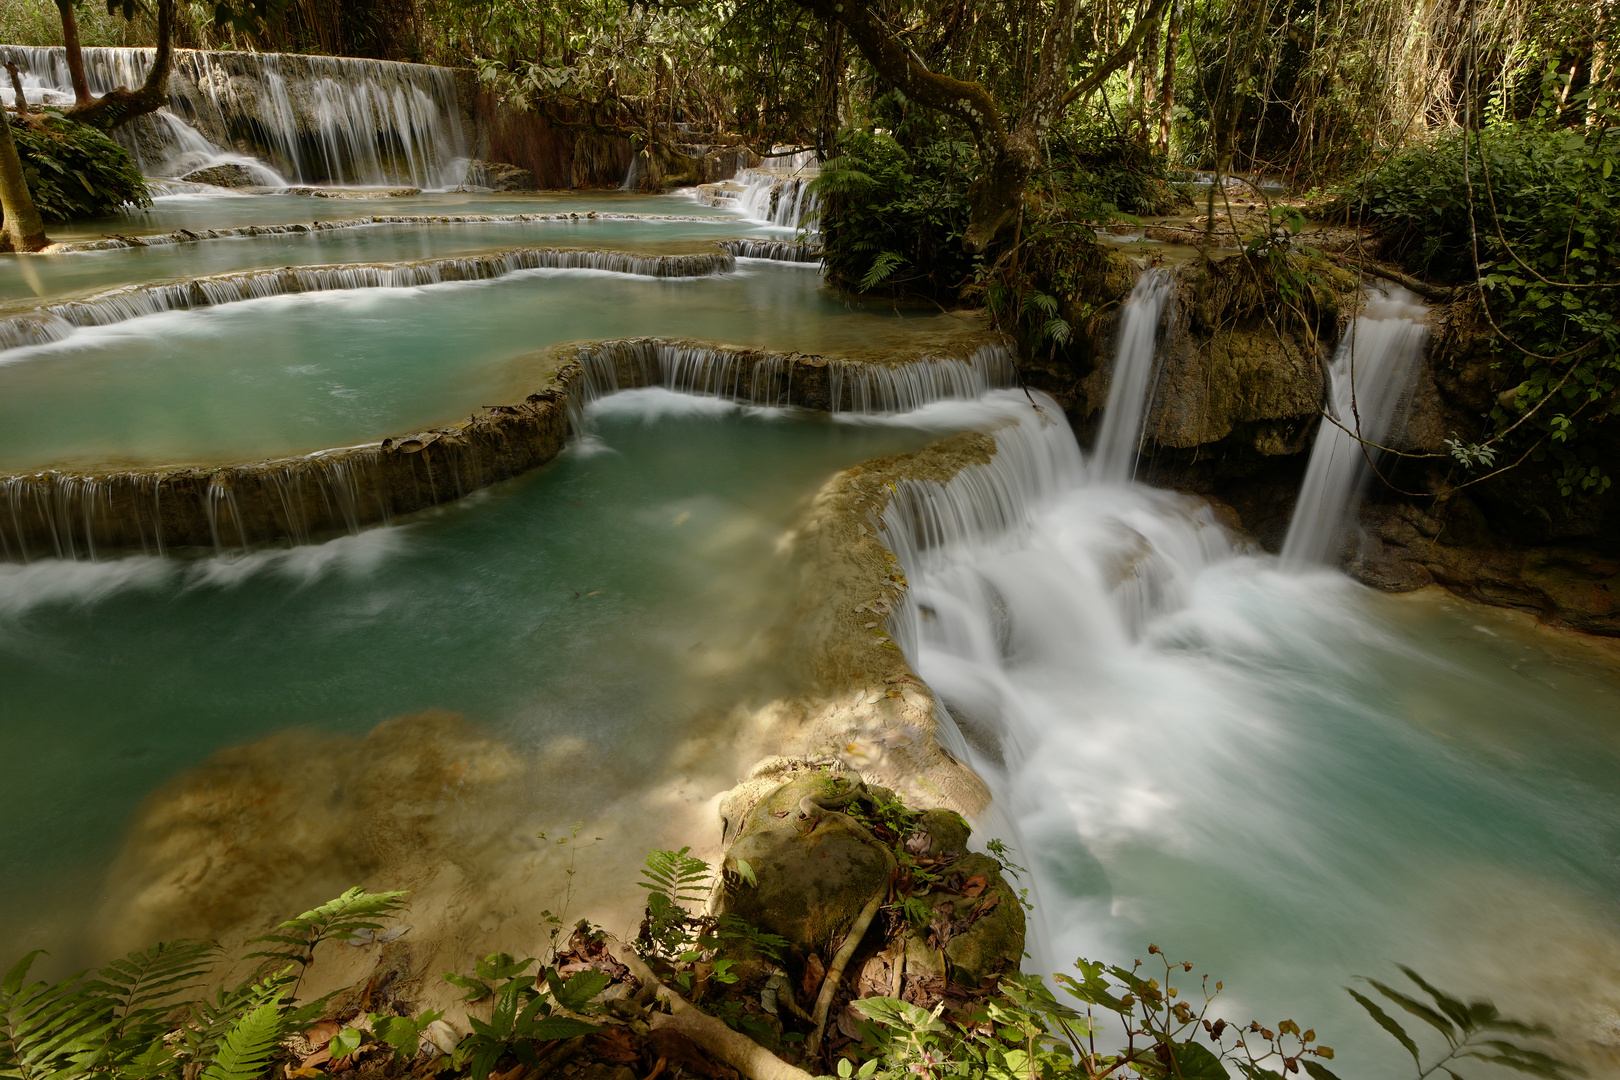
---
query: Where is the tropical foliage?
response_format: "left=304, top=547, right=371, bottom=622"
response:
left=6, top=113, right=149, bottom=223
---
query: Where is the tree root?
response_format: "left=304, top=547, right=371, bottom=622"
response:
left=604, top=937, right=815, bottom=1080
left=1352, top=260, right=1455, bottom=301
left=806, top=890, right=886, bottom=1059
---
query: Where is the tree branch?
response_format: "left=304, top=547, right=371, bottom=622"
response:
left=1061, top=0, right=1173, bottom=109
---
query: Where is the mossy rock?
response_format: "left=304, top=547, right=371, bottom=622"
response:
left=902, top=852, right=1026, bottom=988
left=719, top=774, right=893, bottom=960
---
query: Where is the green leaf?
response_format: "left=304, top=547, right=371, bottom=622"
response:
left=1166, top=1039, right=1228, bottom=1079
left=524, top=1015, right=601, bottom=1041
left=1365, top=978, right=1457, bottom=1041
left=1302, top=1061, right=1347, bottom=1080
left=327, top=1027, right=363, bottom=1060
left=549, top=970, right=611, bottom=1013
left=1347, top=988, right=1422, bottom=1066
left=200, top=1001, right=285, bottom=1080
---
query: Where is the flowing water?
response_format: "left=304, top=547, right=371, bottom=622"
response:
left=0, top=178, right=1617, bottom=1074
left=1, top=46, right=470, bottom=189
left=1089, top=268, right=1175, bottom=483
left=884, top=393, right=1620, bottom=1072
left=1283, top=287, right=1429, bottom=566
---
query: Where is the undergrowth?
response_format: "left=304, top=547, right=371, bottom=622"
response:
left=1325, top=80, right=1619, bottom=497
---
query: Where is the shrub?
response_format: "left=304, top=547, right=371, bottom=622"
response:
left=7, top=111, right=151, bottom=223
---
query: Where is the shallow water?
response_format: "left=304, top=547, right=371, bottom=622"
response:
left=0, top=217, right=780, bottom=305
left=0, top=394, right=958, bottom=969
left=43, top=190, right=743, bottom=243
left=0, top=263, right=967, bottom=471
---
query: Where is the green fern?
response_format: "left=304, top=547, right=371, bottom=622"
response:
left=88, top=940, right=217, bottom=1040
left=0, top=953, right=114, bottom=1080
left=859, top=250, right=907, bottom=291
left=246, top=888, right=407, bottom=969
left=639, top=848, right=710, bottom=909
left=638, top=848, right=711, bottom=959
left=178, top=966, right=298, bottom=1072
left=199, top=1002, right=285, bottom=1080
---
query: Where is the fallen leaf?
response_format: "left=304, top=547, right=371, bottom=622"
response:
left=961, top=875, right=988, bottom=898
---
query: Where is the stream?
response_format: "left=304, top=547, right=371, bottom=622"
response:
left=1, top=131, right=1618, bottom=1072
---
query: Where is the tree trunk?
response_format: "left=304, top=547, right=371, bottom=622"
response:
left=67, top=0, right=175, bottom=131
left=1157, top=0, right=1180, bottom=156
left=5, top=63, right=32, bottom=114
left=55, top=0, right=94, bottom=106
left=0, top=116, right=51, bottom=253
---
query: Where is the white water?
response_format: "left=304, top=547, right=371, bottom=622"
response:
left=1282, top=287, right=1428, bottom=567
left=0, top=46, right=468, bottom=189
left=1090, top=269, right=1174, bottom=483
left=713, top=169, right=821, bottom=233
left=876, top=391, right=1620, bottom=1067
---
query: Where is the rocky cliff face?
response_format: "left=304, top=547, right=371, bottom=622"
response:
left=1028, top=249, right=1620, bottom=634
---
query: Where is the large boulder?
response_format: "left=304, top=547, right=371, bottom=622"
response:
left=181, top=162, right=257, bottom=188
left=719, top=769, right=893, bottom=959
left=715, top=763, right=1025, bottom=991
left=473, top=160, right=538, bottom=192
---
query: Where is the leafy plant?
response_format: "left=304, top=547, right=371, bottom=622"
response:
left=198, top=1002, right=286, bottom=1080
left=7, top=112, right=149, bottom=223
left=812, top=128, right=975, bottom=301
left=445, top=954, right=603, bottom=1080
left=1347, top=966, right=1580, bottom=1080
left=637, top=847, right=712, bottom=959
left=845, top=948, right=1335, bottom=1080
left=247, top=887, right=408, bottom=973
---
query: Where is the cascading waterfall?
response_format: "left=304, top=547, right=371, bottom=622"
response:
left=875, top=390, right=1238, bottom=976
left=2, top=342, right=1015, bottom=561
left=0, top=46, right=469, bottom=189
left=566, top=339, right=1015, bottom=415
left=716, top=238, right=822, bottom=264
left=0, top=249, right=736, bottom=352
left=708, top=168, right=821, bottom=233
left=1281, top=286, right=1428, bottom=567
left=1090, top=268, right=1175, bottom=483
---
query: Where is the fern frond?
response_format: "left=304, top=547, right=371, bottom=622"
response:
left=88, top=940, right=217, bottom=1035
left=180, top=967, right=297, bottom=1068
left=638, top=849, right=710, bottom=908
left=246, top=888, right=407, bottom=968
left=859, top=251, right=906, bottom=291
left=199, top=1002, right=284, bottom=1080
left=0, top=954, right=115, bottom=1080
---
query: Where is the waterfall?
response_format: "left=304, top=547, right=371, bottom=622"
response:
left=1281, top=286, right=1427, bottom=567
left=873, top=389, right=1235, bottom=973
left=1, top=342, right=1015, bottom=560
left=1090, top=268, right=1175, bottom=484
left=716, top=238, right=822, bottom=264
left=0, top=249, right=736, bottom=352
left=566, top=339, right=1015, bottom=414
left=702, top=168, right=822, bottom=233
left=0, top=46, right=469, bottom=189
